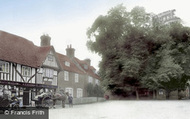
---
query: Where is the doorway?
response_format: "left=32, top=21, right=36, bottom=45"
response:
left=23, top=88, right=29, bottom=105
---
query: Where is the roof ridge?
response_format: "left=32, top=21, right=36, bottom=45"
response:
left=0, top=30, right=51, bottom=68
left=0, top=30, right=35, bottom=46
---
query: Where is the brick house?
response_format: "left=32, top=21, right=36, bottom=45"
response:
left=0, top=30, right=101, bottom=106
left=0, top=31, right=61, bottom=106
left=57, top=45, right=100, bottom=98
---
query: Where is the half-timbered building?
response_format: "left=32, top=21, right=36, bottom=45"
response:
left=0, top=30, right=101, bottom=106
left=0, top=31, right=61, bottom=106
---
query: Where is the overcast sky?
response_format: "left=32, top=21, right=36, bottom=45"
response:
left=0, top=0, right=189, bottom=70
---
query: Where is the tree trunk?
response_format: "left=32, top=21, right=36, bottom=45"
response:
left=135, top=88, right=139, bottom=100
left=165, top=90, right=170, bottom=100
left=153, top=90, right=156, bottom=99
left=178, top=89, right=182, bottom=100
left=97, top=93, right=98, bottom=102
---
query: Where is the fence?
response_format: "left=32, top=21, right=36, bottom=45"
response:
left=56, top=97, right=105, bottom=105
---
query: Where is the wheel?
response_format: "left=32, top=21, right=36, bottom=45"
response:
left=12, top=103, right=19, bottom=110
left=1, top=98, right=10, bottom=107
left=42, top=96, right=53, bottom=108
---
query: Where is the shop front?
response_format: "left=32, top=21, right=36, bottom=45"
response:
left=0, top=80, right=57, bottom=107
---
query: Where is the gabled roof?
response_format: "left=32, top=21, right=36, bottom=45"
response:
left=0, top=30, right=100, bottom=79
left=56, top=52, right=85, bottom=74
left=74, top=58, right=100, bottom=79
left=0, top=30, right=51, bottom=68
left=56, top=52, right=100, bottom=79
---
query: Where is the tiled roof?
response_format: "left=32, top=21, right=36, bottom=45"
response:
left=56, top=52, right=85, bottom=74
left=0, top=30, right=100, bottom=79
left=57, top=53, right=100, bottom=79
left=74, top=58, right=100, bottom=79
left=0, top=30, right=51, bottom=68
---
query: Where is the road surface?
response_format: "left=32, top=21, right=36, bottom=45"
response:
left=49, top=100, right=190, bottom=119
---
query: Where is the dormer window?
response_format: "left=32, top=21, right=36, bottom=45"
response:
left=65, top=61, right=70, bottom=67
left=84, top=64, right=88, bottom=70
left=93, top=69, right=96, bottom=73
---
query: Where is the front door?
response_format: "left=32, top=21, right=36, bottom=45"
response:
left=23, top=88, right=29, bottom=105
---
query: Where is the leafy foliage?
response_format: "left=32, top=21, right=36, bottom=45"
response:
left=86, top=83, right=104, bottom=97
left=87, top=4, right=190, bottom=98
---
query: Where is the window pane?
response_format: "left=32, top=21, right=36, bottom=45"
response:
left=75, top=74, right=78, bottom=82
left=2, top=65, right=5, bottom=71
left=48, top=55, right=53, bottom=61
left=43, top=68, right=54, bottom=78
left=0, top=65, right=2, bottom=71
left=0, top=62, right=9, bottom=73
left=64, top=71, right=69, bottom=81
left=22, top=66, right=31, bottom=76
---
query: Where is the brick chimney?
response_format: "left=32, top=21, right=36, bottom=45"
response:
left=66, top=45, right=75, bottom=58
left=40, top=34, right=51, bottom=46
left=84, top=58, right=91, bottom=66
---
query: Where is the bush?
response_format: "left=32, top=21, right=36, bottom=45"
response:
left=86, top=84, right=104, bottom=97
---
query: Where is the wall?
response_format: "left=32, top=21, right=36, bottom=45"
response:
left=156, top=90, right=188, bottom=100
left=43, top=51, right=58, bottom=68
left=56, top=97, right=106, bottom=105
left=57, top=71, right=86, bottom=98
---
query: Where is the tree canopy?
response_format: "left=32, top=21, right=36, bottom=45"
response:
left=87, top=4, right=190, bottom=99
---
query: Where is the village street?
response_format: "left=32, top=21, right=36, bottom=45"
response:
left=49, top=100, right=190, bottom=119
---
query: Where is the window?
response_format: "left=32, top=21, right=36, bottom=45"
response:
left=22, top=66, right=31, bottom=76
left=65, top=61, right=70, bottom=67
left=43, top=68, right=54, bottom=78
left=159, top=89, right=164, bottom=95
left=77, top=88, right=83, bottom=98
left=0, top=62, right=9, bottom=73
left=65, top=88, right=73, bottom=97
left=0, top=85, right=3, bottom=96
left=75, top=74, right=79, bottom=83
left=95, top=79, right=99, bottom=85
left=48, top=55, right=53, bottom=61
left=88, top=76, right=93, bottom=83
left=92, top=69, right=96, bottom=73
left=84, top=64, right=88, bottom=70
left=64, top=71, right=69, bottom=81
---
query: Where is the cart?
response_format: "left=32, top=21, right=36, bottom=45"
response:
left=33, top=92, right=54, bottom=108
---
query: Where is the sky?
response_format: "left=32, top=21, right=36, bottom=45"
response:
left=0, top=0, right=189, bottom=70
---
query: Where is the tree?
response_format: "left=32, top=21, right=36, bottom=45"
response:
left=155, top=47, right=183, bottom=99
left=87, top=5, right=151, bottom=99
left=141, top=22, right=190, bottom=99
left=86, top=83, right=104, bottom=97
left=94, top=84, right=104, bottom=97
left=86, top=83, right=94, bottom=97
left=87, top=4, right=190, bottom=99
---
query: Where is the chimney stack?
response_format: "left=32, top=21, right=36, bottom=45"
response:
left=40, top=34, right=51, bottom=46
left=66, top=44, right=75, bottom=58
left=84, top=58, right=91, bottom=66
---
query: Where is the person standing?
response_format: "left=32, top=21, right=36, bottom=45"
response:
left=68, top=94, right=73, bottom=107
